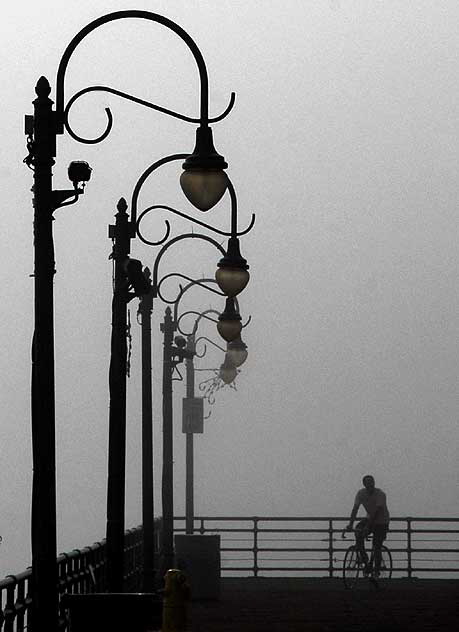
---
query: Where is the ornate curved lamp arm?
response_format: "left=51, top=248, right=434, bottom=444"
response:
left=227, top=179, right=256, bottom=238
left=178, top=305, right=250, bottom=334
left=172, top=278, right=221, bottom=321
left=134, top=160, right=255, bottom=242
left=172, top=276, right=247, bottom=328
left=192, top=343, right=208, bottom=360
left=136, top=206, right=181, bottom=247
left=156, top=274, right=224, bottom=305
left=172, top=277, right=239, bottom=329
left=241, top=314, right=252, bottom=329
left=64, top=89, right=235, bottom=141
left=55, top=10, right=235, bottom=135
left=131, top=153, right=187, bottom=234
left=151, top=233, right=226, bottom=297
left=195, top=335, right=226, bottom=355
left=137, top=204, right=252, bottom=246
left=177, top=311, right=220, bottom=337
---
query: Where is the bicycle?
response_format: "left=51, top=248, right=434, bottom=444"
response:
left=341, top=528, right=392, bottom=589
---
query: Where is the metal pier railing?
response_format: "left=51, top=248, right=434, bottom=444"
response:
left=1, top=516, right=458, bottom=630
left=173, top=516, right=459, bottom=578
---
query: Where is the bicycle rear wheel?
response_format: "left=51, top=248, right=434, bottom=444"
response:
left=378, top=546, right=392, bottom=580
left=343, top=546, right=360, bottom=589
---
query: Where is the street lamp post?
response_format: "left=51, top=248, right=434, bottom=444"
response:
left=175, top=303, right=248, bottom=534
left=27, top=78, right=92, bottom=630
left=159, top=308, right=195, bottom=572
left=26, top=10, right=236, bottom=628
left=130, top=150, right=254, bottom=581
left=184, top=335, right=196, bottom=536
left=183, top=331, right=231, bottom=535
left=160, top=307, right=175, bottom=573
left=107, top=199, right=153, bottom=592
left=158, top=299, right=245, bottom=566
left=106, top=199, right=131, bottom=591
left=135, top=242, right=225, bottom=585
left=137, top=270, right=155, bottom=592
left=140, top=239, right=251, bottom=575
left=152, top=269, right=230, bottom=578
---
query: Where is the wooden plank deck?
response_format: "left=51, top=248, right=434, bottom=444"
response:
left=188, top=577, right=459, bottom=631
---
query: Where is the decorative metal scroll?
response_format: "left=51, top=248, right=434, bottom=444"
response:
left=198, top=370, right=238, bottom=406
left=151, top=233, right=226, bottom=295
left=64, top=86, right=236, bottom=144
left=156, top=274, right=224, bottom=306
left=131, top=155, right=255, bottom=245
left=55, top=10, right=236, bottom=138
left=177, top=311, right=220, bottom=337
left=136, top=202, right=255, bottom=247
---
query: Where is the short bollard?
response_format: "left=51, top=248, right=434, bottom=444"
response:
left=162, top=568, right=190, bottom=632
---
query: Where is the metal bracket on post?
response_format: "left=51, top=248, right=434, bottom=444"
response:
left=51, top=188, right=84, bottom=210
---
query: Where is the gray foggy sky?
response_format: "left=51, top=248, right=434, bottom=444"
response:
left=1, top=0, right=459, bottom=575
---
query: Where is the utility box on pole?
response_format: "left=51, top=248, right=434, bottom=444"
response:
left=182, top=397, right=204, bottom=433
left=174, top=534, right=221, bottom=599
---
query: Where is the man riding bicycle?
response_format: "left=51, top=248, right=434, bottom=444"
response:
left=345, top=475, right=390, bottom=577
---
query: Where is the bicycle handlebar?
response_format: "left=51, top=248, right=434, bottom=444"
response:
left=341, top=528, right=371, bottom=541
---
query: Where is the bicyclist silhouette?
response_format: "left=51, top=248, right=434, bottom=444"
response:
left=345, top=475, right=390, bottom=577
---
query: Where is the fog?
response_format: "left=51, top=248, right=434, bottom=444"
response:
left=1, top=0, right=458, bottom=577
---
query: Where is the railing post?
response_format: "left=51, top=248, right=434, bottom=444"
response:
left=328, top=519, right=334, bottom=578
left=25, top=574, right=32, bottom=632
left=253, top=518, right=259, bottom=578
left=16, top=579, right=25, bottom=632
left=81, top=548, right=91, bottom=593
left=59, top=554, right=68, bottom=599
left=4, top=579, right=16, bottom=632
left=74, top=550, right=83, bottom=593
left=71, top=551, right=80, bottom=593
left=407, top=517, right=412, bottom=579
left=92, top=542, right=104, bottom=592
left=123, top=529, right=132, bottom=590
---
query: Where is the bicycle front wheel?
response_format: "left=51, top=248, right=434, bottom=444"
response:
left=343, top=546, right=360, bottom=589
left=379, top=546, right=392, bottom=580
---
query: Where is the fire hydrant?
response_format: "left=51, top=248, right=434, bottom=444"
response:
left=162, top=568, right=191, bottom=632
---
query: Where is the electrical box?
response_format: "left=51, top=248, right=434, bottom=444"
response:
left=182, top=397, right=204, bottom=433
left=175, top=534, right=221, bottom=599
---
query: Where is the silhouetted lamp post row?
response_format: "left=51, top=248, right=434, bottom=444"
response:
left=24, top=9, right=253, bottom=632
left=160, top=282, right=249, bottom=541
left=137, top=195, right=252, bottom=575
left=108, top=170, right=253, bottom=592
left=173, top=303, right=249, bottom=534
left=119, top=153, right=253, bottom=588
